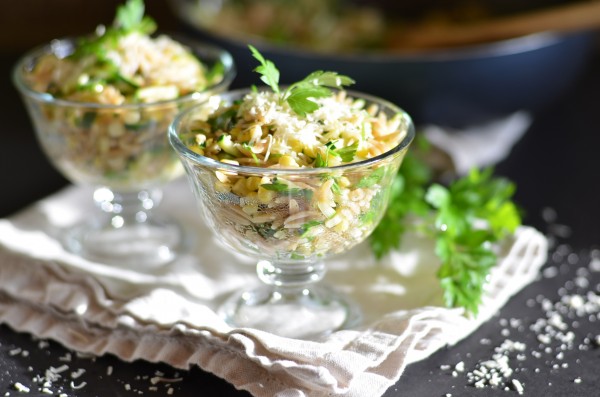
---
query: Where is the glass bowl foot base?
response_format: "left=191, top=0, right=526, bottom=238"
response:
left=63, top=216, right=187, bottom=269
left=218, top=285, right=361, bottom=339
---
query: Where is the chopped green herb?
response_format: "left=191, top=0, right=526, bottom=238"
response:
left=300, top=220, right=323, bottom=237
left=314, top=152, right=327, bottom=168
left=369, top=140, right=521, bottom=316
left=256, top=223, right=277, bottom=239
left=77, top=112, right=97, bottom=129
left=260, top=180, right=314, bottom=202
left=357, top=167, right=386, bottom=188
left=241, top=143, right=260, bottom=165
left=248, top=45, right=354, bottom=116
left=208, top=107, right=238, bottom=131
left=360, top=190, right=384, bottom=225
left=114, top=0, right=156, bottom=34
left=205, top=61, right=225, bottom=84
left=72, top=0, right=157, bottom=61
left=249, top=45, right=280, bottom=93
left=261, top=180, right=290, bottom=192
left=334, top=142, right=358, bottom=162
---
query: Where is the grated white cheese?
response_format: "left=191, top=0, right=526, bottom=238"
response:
left=70, top=381, right=87, bottom=390
left=70, top=368, right=86, bottom=379
left=9, top=348, right=22, bottom=356
left=13, top=382, right=30, bottom=393
left=150, top=376, right=183, bottom=385
left=511, top=379, right=524, bottom=395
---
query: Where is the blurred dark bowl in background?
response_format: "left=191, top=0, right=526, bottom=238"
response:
left=168, top=0, right=595, bottom=128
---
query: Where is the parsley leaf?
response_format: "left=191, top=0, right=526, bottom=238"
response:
left=314, top=152, right=327, bottom=168
left=71, top=0, right=156, bottom=61
left=115, top=0, right=156, bottom=34
left=370, top=153, right=431, bottom=258
left=260, top=179, right=290, bottom=192
left=293, top=70, right=355, bottom=92
left=248, top=46, right=354, bottom=116
left=283, top=71, right=354, bottom=115
left=357, top=167, right=387, bottom=188
left=261, top=180, right=313, bottom=201
left=369, top=139, right=521, bottom=316
left=249, top=45, right=280, bottom=93
left=116, top=0, right=144, bottom=30
left=334, top=142, right=358, bottom=162
left=286, top=85, right=330, bottom=116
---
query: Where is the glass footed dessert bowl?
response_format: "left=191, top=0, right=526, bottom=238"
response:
left=12, top=36, right=235, bottom=268
left=169, top=88, right=415, bottom=338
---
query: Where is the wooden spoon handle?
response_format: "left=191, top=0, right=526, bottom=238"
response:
left=391, top=0, right=600, bottom=49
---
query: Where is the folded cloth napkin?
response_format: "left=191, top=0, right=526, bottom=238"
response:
left=0, top=176, right=547, bottom=397
left=424, top=111, right=533, bottom=175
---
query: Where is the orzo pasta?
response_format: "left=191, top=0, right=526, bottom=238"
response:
left=19, top=0, right=228, bottom=191
left=176, top=88, right=411, bottom=259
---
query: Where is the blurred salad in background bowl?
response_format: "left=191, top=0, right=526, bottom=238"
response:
left=169, top=0, right=595, bottom=127
left=13, top=0, right=235, bottom=267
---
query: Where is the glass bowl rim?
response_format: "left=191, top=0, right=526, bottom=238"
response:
left=11, top=34, right=237, bottom=110
left=168, top=87, right=415, bottom=176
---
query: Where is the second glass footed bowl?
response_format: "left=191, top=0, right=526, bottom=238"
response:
left=13, top=37, right=235, bottom=268
left=169, top=88, right=415, bottom=338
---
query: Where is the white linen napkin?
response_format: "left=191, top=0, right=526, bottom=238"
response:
left=0, top=175, right=547, bottom=397
left=424, top=111, right=533, bottom=175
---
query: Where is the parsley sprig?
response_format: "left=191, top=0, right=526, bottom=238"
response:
left=249, top=45, right=354, bottom=116
left=370, top=139, right=521, bottom=316
left=72, top=0, right=156, bottom=60
left=247, top=45, right=521, bottom=315
left=114, top=0, right=156, bottom=34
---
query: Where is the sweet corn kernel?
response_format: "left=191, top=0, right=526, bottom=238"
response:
left=242, top=203, right=259, bottom=215
left=273, top=230, right=287, bottom=239
left=245, top=191, right=258, bottom=201
left=214, top=181, right=231, bottom=193
left=190, top=146, right=204, bottom=155
left=325, top=214, right=342, bottom=228
left=215, top=171, right=229, bottom=183
left=303, top=145, right=317, bottom=158
left=108, top=122, right=125, bottom=137
left=122, top=110, right=140, bottom=125
left=245, top=176, right=263, bottom=191
left=232, top=178, right=249, bottom=196
left=258, top=186, right=276, bottom=203
left=333, top=219, right=350, bottom=234
left=278, top=155, right=299, bottom=168
left=366, top=104, right=379, bottom=116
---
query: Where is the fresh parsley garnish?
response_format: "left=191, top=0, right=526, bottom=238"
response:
left=357, top=167, right=386, bottom=188
left=260, top=180, right=290, bottom=192
left=248, top=45, right=354, bottom=116
left=249, top=45, right=280, bottom=93
left=261, top=180, right=313, bottom=201
left=71, top=0, right=156, bottom=60
left=300, top=220, right=323, bottom=237
left=115, top=0, right=156, bottom=34
left=314, top=141, right=358, bottom=168
left=335, top=142, right=358, bottom=162
left=370, top=140, right=521, bottom=316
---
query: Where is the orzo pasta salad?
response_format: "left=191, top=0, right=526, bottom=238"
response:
left=26, top=0, right=219, bottom=103
left=175, top=46, right=412, bottom=259
left=19, top=0, right=229, bottom=190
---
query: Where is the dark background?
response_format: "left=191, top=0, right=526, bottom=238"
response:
left=1, top=1, right=600, bottom=396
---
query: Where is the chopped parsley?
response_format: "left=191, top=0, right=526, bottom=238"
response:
left=248, top=45, right=354, bottom=116
left=370, top=138, right=521, bottom=315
